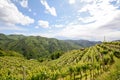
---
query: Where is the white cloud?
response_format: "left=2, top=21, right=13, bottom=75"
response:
left=12, top=0, right=29, bottom=8
left=78, top=16, right=96, bottom=23
left=40, top=0, right=57, bottom=16
left=27, top=32, right=56, bottom=38
left=54, top=24, right=64, bottom=28
left=35, top=26, right=39, bottom=29
left=57, top=23, right=120, bottom=41
left=78, top=0, right=120, bottom=25
left=38, top=20, right=49, bottom=28
left=20, top=0, right=28, bottom=8
left=80, top=0, right=93, bottom=3
left=57, top=24, right=93, bottom=39
left=0, top=0, right=34, bottom=26
left=55, top=0, right=120, bottom=41
left=69, top=0, right=76, bottom=4
left=0, top=22, right=26, bottom=31
left=39, top=33, right=55, bottom=38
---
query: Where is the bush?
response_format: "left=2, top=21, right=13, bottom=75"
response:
left=101, top=50, right=108, bottom=54
left=114, top=51, right=120, bottom=58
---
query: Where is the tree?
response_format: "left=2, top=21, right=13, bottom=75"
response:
left=50, top=51, right=63, bottom=60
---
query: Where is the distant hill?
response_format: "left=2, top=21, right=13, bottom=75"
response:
left=0, top=33, right=81, bottom=59
left=64, top=40, right=101, bottom=47
left=0, top=33, right=102, bottom=59
left=113, top=40, right=120, bottom=42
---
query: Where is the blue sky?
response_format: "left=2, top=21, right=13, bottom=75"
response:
left=0, top=0, right=120, bottom=41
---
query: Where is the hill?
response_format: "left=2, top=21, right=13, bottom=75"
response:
left=64, top=40, right=101, bottom=47
left=0, top=33, right=81, bottom=59
left=0, top=41, right=120, bottom=80
left=0, top=49, right=23, bottom=57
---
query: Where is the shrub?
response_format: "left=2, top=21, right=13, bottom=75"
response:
left=114, top=51, right=120, bottom=58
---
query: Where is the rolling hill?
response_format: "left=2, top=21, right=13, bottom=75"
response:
left=0, top=41, right=120, bottom=80
left=0, top=33, right=81, bottom=59
left=64, top=40, right=101, bottom=47
left=0, top=33, right=101, bottom=59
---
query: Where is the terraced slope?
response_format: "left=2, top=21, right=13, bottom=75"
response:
left=0, top=41, right=120, bottom=80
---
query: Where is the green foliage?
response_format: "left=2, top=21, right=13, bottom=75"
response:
left=31, top=72, right=48, bottom=80
left=101, top=50, right=108, bottom=54
left=50, top=51, right=63, bottom=60
left=0, top=49, right=23, bottom=57
left=0, top=56, right=45, bottom=80
left=0, top=33, right=81, bottom=59
left=103, top=56, right=110, bottom=65
left=113, top=51, right=120, bottom=58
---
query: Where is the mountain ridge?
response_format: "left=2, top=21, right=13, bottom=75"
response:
left=0, top=33, right=81, bottom=59
left=64, top=39, right=101, bottom=47
left=0, top=33, right=102, bottom=59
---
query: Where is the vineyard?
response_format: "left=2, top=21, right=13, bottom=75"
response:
left=0, top=41, right=120, bottom=80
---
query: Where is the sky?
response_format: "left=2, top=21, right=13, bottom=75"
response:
left=0, top=0, right=120, bottom=41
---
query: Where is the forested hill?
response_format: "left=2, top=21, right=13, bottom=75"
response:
left=0, top=33, right=82, bottom=59
left=64, top=40, right=101, bottom=47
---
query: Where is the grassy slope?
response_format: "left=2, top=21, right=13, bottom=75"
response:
left=0, top=56, right=45, bottom=80
left=96, top=57, right=120, bottom=80
left=42, top=41, right=120, bottom=80
left=0, top=41, right=120, bottom=80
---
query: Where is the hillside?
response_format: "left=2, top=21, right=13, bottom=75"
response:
left=0, top=41, right=120, bottom=80
left=0, top=33, right=81, bottom=59
left=64, top=40, right=101, bottom=47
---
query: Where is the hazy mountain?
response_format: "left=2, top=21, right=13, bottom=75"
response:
left=64, top=40, right=102, bottom=47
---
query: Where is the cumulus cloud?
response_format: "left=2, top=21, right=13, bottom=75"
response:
left=20, top=0, right=28, bottom=8
left=57, top=23, right=120, bottom=41
left=12, top=0, right=29, bottom=8
left=0, top=22, right=25, bottom=31
left=38, top=20, right=49, bottom=28
left=99, top=14, right=120, bottom=30
left=56, top=0, right=120, bottom=41
left=54, top=24, right=64, bottom=28
left=40, top=0, right=57, bottom=16
left=78, top=0, right=120, bottom=25
left=80, top=0, right=93, bottom=3
left=69, top=0, right=76, bottom=4
left=35, top=26, right=39, bottom=29
left=0, top=0, right=34, bottom=26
